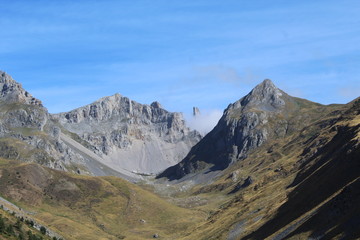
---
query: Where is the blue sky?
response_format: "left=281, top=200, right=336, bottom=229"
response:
left=1, top=0, right=360, bottom=129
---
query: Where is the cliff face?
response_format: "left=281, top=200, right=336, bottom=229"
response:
left=0, top=71, right=90, bottom=172
left=0, top=71, right=43, bottom=106
left=173, top=97, right=358, bottom=240
left=53, top=93, right=201, bottom=175
left=158, top=79, right=326, bottom=180
left=0, top=71, right=47, bottom=131
left=0, top=71, right=200, bottom=180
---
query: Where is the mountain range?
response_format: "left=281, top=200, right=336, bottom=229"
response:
left=0, top=70, right=359, bottom=240
left=0, top=71, right=200, bottom=181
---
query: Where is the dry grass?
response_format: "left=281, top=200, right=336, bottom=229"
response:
left=0, top=161, right=206, bottom=240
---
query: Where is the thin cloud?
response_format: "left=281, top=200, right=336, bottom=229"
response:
left=338, top=87, right=360, bottom=99
left=194, top=64, right=242, bottom=85
left=185, top=109, right=223, bottom=135
left=180, top=64, right=261, bottom=87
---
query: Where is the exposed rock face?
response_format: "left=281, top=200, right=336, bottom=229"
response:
left=0, top=72, right=48, bottom=136
left=0, top=72, right=64, bottom=170
left=158, top=79, right=322, bottom=180
left=0, top=71, right=201, bottom=180
left=0, top=71, right=42, bottom=106
left=0, top=72, right=47, bottom=132
left=52, top=93, right=201, bottom=175
left=0, top=72, right=92, bottom=173
left=193, top=107, right=200, bottom=117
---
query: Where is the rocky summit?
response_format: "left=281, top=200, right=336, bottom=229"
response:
left=52, top=93, right=201, bottom=175
left=0, top=71, right=201, bottom=180
left=0, top=71, right=42, bottom=106
left=158, top=79, right=330, bottom=180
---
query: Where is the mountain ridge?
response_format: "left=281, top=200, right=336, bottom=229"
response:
left=158, top=79, right=340, bottom=180
left=0, top=70, right=359, bottom=239
left=0, top=71, right=43, bottom=106
left=0, top=71, right=201, bottom=179
left=52, top=90, right=201, bottom=175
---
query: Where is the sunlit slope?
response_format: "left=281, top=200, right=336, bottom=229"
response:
left=0, top=159, right=205, bottom=240
left=180, top=99, right=360, bottom=239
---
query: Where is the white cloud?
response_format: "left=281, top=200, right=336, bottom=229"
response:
left=185, top=109, right=223, bottom=135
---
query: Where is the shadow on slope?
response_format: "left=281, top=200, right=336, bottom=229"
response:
left=242, top=103, right=360, bottom=239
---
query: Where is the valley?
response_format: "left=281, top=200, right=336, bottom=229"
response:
left=0, top=71, right=359, bottom=239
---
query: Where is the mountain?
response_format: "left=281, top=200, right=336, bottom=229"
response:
left=0, top=71, right=200, bottom=180
left=0, top=71, right=42, bottom=106
left=0, top=71, right=64, bottom=168
left=1, top=71, right=359, bottom=240
left=178, top=97, right=359, bottom=240
left=52, top=93, right=201, bottom=175
left=0, top=71, right=122, bottom=179
left=158, top=79, right=337, bottom=180
left=240, top=98, right=360, bottom=240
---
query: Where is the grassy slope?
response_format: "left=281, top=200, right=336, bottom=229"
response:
left=176, top=100, right=360, bottom=239
left=0, top=97, right=359, bottom=240
left=0, top=159, right=205, bottom=240
left=0, top=206, right=53, bottom=240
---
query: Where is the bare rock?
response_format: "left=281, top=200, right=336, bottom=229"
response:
left=158, top=79, right=310, bottom=180
left=193, top=107, right=200, bottom=117
left=0, top=71, right=42, bottom=106
left=52, top=93, right=201, bottom=175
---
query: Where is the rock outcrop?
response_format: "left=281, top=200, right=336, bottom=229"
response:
left=0, top=71, right=200, bottom=180
left=0, top=71, right=42, bottom=106
left=0, top=71, right=88, bottom=172
left=158, top=79, right=324, bottom=180
left=193, top=107, right=200, bottom=117
left=53, top=94, right=201, bottom=175
left=0, top=71, right=47, bottom=131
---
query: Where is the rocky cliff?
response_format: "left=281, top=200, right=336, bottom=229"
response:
left=53, top=94, right=201, bottom=175
left=0, top=71, right=89, bottom=172
left=0, top=71, right=200, bottom=180
left=178, top=96, right=358, bottom=240
left=158, top=79, right=328, bottom=180
left=0, top=71, right=42, bottom=106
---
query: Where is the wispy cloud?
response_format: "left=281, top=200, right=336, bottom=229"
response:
left=338, top=87, right=360, bottom=100
left=185, top=109, right=223, bottom=135
left=190, top=64, right=259, bottom=85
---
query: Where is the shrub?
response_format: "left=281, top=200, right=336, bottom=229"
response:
left=40, top=226, right=46, bottom=235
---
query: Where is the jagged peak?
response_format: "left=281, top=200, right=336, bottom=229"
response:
left=0, top=70, right=43, bottom=106
left=95, top=93, right=122, bottom=103
left=193, top=107, right=200, bottom=117
left=0, top=71, right=13, bottom=82
left=228, top=79, right=285, bottom=112
left=249, top=79, right=278, bottom=96
left=262, top=78, right=274, bottom=86
left=151, top=101, right=162, bottom=109
left=243, top=79, right=284, bottom=110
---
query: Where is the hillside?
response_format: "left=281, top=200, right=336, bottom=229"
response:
left=0, top=71, right=359, bottom=240
left=0, top=71, right=200, bottom=180
left=158, top=79, right=342, bottom=181
left=0, top=158, right=205, bottom=240
left=171, top=97, right=360, bottom=240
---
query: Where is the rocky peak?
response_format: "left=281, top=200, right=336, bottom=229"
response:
left=229, top=79, right=285, bottom=113
left=53, top=93, right=201, bottom=175
left=0, top=71, right=42, bottom=106
left=56, top=93, right=176, bottom=125
left=151, top=101, right=162, bottom=109
left=193, top=107, right=200, bottom=117
left=158, top=79, right=297, bottom=180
